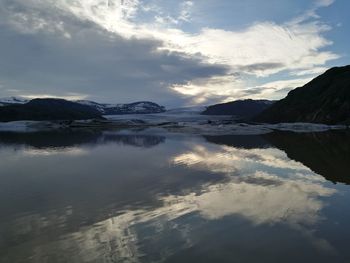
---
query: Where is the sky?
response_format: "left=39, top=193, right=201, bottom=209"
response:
left=0, top=0, right=349, bottom=106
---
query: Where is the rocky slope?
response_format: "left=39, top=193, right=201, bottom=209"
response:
left=0, top=97, right=166, bottom=115
left=0, top=97, right=28, bottom=106
left=76, top=100, right=166, bottom=115
left=0, top=99, right=102, bottom=122
left=255, top=65, right=350, bottom=124
left=202, top=99, right=274, bottom=119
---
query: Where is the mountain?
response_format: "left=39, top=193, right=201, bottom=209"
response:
left=255, top=65, right=350, bottom=124
left=202, top=99, right=275, bottom=118
left=0, top=98, right=166, bottom=115
left=0, top=98, right=102, bottom=122
left=0, top=96, right=28, bottom=106
left=76, top=100, right=166, bottom=115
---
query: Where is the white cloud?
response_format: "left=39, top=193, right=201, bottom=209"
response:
left=289, top=0, right=336, bottom=24
left=171, top=75, right=245, bottom=104
left=166, top=22, right=337, bottom=74
left=9, top=0, right=335, bottom=76
left=178, top=1, right=193, bottom=22
left=20, top=93, right=88, bottom=100
left=316, top=0, right=336, bottom=7
left=246, top=77, right=315, bottom=100
left=290, top=67, right=328, bottom=76
left=0, top=0, right=340, bottom=105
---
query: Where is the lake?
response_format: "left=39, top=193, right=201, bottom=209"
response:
left=0, top=129, right=350, bottom=263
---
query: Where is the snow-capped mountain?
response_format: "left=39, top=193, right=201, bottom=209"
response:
left=0, top=97, right=166, bottom=115
left=75, top=100, right=166, bottom=115
left=0, top=97, right=29, bottom=106
left=75, top=100, right=109, bottom=113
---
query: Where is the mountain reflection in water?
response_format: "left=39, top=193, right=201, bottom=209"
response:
left=0, top=130, right=350, bottom=263
left=0, top=130, right=165, bottom=149
left=264, top=131, right=350, bottom=185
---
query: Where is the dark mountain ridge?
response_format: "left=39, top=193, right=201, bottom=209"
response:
left=73, top=100, right=166, bottom=115
left=0, top=98, right=167, bottom=122
left=202, top=99, right=275, bottom=119
left=0, top=98, right=166, bottom=115
left=255, top=65, right=350, bottom=124
left=0, top=98, right=102, bottom=122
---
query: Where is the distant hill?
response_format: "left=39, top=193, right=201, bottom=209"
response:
left=0, top=97, right=166, bottom=117
left=75, top=100, right=166, bottom=115
left=0, top=99, right=102, bottom=122
left=255, top=65, right=350, bottom=124
left=202, top=99, right=275, bottom=119
left=0, top=96, right=28, bottom=106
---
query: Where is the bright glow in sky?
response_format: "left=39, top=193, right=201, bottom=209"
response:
left=0, top=0, right=348, bottom=106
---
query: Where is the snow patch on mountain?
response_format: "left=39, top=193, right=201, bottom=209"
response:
left=0, top=97, right=29, bottom=106
left=0, top=97, right=165, bottom=115
left=75, top=100, right=166, bottom=115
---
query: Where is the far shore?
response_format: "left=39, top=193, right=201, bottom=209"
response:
left=0, top=117, right=348, bottom=135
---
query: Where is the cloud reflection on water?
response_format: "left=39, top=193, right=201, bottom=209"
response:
left=46, top=139, right=337, bottom=261
left=169, top=143, right=335, bottom=225
left=0, top=131, right=341, bottom=262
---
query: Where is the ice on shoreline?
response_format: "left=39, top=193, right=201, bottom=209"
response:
left=0, top=117, right=347, bottom=135
left=163, top=122, right=347, bottom=135
left=103, top=113, right=348, bottom=135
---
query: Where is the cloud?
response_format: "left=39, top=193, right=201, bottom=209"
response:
left=0, top=1, right=228, bottom=105
left=290, top=67, right=328, bottom=76
left=0, top=0, right=340, bottom=105
left=171, top=75, right=246, bottom=104
left=166, top=22, right=337, bottom=74
left=243, top=77, right=315, bottom=100
left=178, top=1, right=193, bottom=22
left=316, top=0, right=336, bottom=7
left=290, top=0, right=336, bottom=24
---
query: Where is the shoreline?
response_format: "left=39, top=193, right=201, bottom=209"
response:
left=0, top=118, right=347, bottom=135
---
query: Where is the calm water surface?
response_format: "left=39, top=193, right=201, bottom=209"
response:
left=0, top=129, right=350, bottom=263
